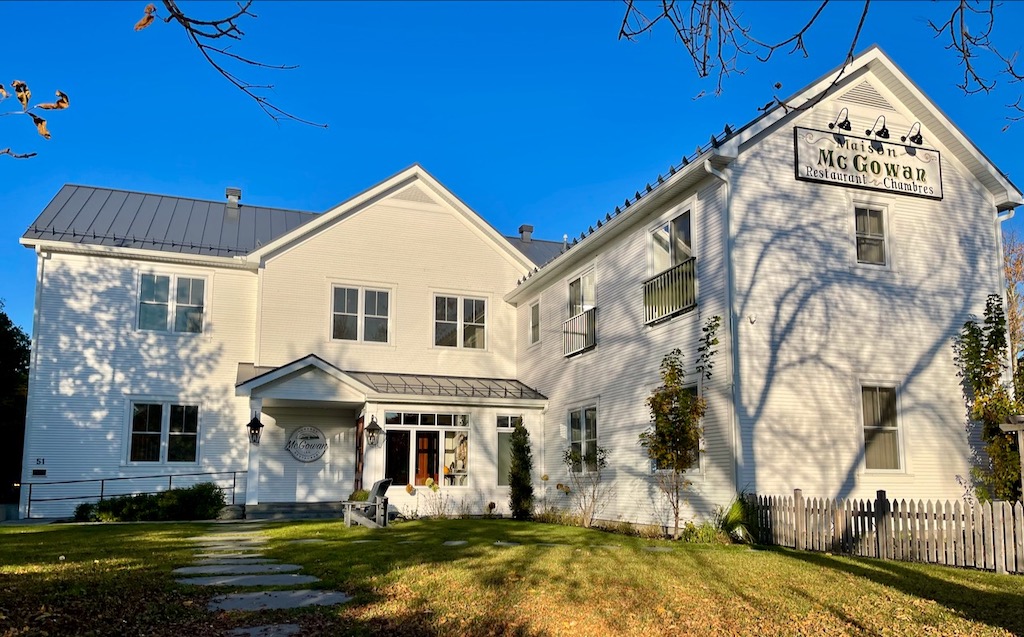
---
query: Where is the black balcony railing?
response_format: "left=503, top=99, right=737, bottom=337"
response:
left=643, top=257, right=697, bottom=324
left=563, top=307, right=596, bottom=357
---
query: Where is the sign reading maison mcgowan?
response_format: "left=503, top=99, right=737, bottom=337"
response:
left=794, top=127, right=942, bottom=200
left=286, top=426, right=328, bottom=462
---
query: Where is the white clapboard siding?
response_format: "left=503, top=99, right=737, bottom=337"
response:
left=21, top=253, right=255, bottom=516
left=728, top=77, right=999, bottom=503
left=256, top=190, right=525, bottom=378
left=257, top=408, right=356, bottom=503
left=516, top=176, right=735, bottom=527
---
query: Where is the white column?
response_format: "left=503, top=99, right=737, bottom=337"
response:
left=245, top=397, right=263, bottom=506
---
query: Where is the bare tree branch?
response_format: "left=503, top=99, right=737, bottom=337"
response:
left=137, top=1, right=326, bottom=128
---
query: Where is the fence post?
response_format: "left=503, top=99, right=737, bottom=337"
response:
left=26, top=483, right=32, bottom=519
left=875, top=490, right=888, bottom=559
left=794, top=489, right=805, bottom=550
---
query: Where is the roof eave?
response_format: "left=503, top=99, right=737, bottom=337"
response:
left=21, top=237, right=258, bottom=270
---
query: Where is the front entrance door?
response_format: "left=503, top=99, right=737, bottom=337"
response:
left=415, top=431, right=439, bottom=485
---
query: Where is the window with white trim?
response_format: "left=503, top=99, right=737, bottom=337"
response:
left=496, top=415, right=522, bottom=486
left=568, top=405, right=598, bottom=473
left=567, top=271, right=595, bottom=319
left=434, top=295, right=486, bottom=349
left=332, top=285, right=390, bottom=343
left=855, top=206, right=887, bottom=266
left=128, top=401, right=200, bottom=463
left=862, top=385, right=900, bottom=470
left=650, top=211, right=692, bottom=273
left=138, top=274, right=205, bottom=333
left=383, top=412, right=471, bottom=486
left=529, top=302, right=540, bottom=345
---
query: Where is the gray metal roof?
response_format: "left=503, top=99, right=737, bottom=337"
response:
left=503, top=236, right=564, bottom=267
left=23, top=185, right=318, bottom=257
left=235, top=362, right=545, bottom=400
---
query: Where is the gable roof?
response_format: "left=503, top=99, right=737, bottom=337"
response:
left=246, top=164, right=538, bottom=272
left=21, top=185, right=316, bottom=257
left=505, top=45, right=1023, bottom=302
left=503, top=235, right=564, bottom=267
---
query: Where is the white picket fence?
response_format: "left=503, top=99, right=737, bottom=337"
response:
left=750, top=489, right=1023, bottom=575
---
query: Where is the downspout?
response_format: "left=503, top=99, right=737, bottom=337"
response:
left=997, top=206, right=1016, bottom=388
left=703, top=159, right=743, bottom=497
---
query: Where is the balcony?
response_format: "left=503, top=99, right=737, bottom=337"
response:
left=643, top=257, right=696, bottom=324
left=563, top=307, right=596, bottom=357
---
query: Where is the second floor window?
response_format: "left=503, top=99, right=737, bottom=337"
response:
left=435, top=295, right=486, bottom=349
left=651, top=211, right=691, bottom=273
left=332, top=286, right=390, bottom=343
left=567, top=271, right=595, bottom=318
left=855, top=206, right=887, bottom=266
left=138, top=274, right=205, bottom=333
left=529, top=302, right=540, bottom=345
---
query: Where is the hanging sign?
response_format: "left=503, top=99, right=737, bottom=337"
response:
left=794, top=127, right=942, bottom=200
left=285, top=426, right=328, bottom=462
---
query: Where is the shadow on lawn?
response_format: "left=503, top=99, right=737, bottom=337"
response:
left=776, top=548, right=1024, bottom=636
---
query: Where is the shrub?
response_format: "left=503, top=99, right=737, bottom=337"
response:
left=508, top=420, right=534, bottom=520
left=680, top=520, right=729, bottom=544
left=715, top=496, right=756, bottom=543
left=347, top=489, right=370, bottom=502
left=76, top=483, right=226, bottom=522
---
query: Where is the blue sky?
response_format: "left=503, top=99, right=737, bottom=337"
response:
left=3, top=1, right=1024, bottom=331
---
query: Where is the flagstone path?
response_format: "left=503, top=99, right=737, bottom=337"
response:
left=176, top=521, right=681, bottom=635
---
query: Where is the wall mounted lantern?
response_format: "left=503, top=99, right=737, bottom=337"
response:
left=866, top=115, right=889, bottom=139
left=246, top=413, right=264, bottom=445
left=828, top=107, right=852, bottom=132
left=901, top=122, right=923, bottom=145
left=365, top=415, right=383, bottom=447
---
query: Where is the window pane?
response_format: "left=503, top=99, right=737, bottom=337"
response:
left=384, top=412, right=401, bottom=425
left=584, top=440, right=598, bottom=472
left=865, top=429, right=900, bottom=470
left=141, top=275, right=169, bottom=303
left=855, top=208, right=869, bottom=234
left=333, top=287, right=357, bottom=313
left=435, top=320, right=457, bottom=347
left=364, top=316, right=388, bottom=342
left=878, top=387, right=897, bottom=427
left=672, top=212, right=692, bottom=263
left=530, top=303, right=540, bottom=343
left=167, top=435, right=197, bottom=462
left=176, top=278, right=192, bottom=304
left=463, top=324, right=485, bottom=349
left=130, top=433, right=160, bottom=462
left=570, top=441, right=582, bottom=472
left=384, top=430, right=410, bottom=485
left=651, top=224, right=671, bottom=273
left=333, top=314, right=358, bottom=340
left=435, top=296, right=457, bottom=321
left=568, top=279, right=582, bottom=316
left=437, top=414, right=453, bottom=427
left=857, top=238, right=885, bottom=265
left=569, top=409, right=581, bottom=442
left=174, top=307, right=203, bottom=333
left=582, top=272, right=595, bottom=308
left=444, top=431, right=469, bottom=486
left=465, top=299, right=485, bottom=325
left=868, top=209, right=883, bottom=235
left=170, top=405, right=198, bottom=433
left=497, top=432, right=512, bottom=486
left=139, top=304, right=168, bottom=331
left=861, top=387, right=879, bottom=429
left=403, top=413, right=419, bottom=425
left=584, top=407, right=598, bottom=442
left=133, top=403, right=162, bottom=433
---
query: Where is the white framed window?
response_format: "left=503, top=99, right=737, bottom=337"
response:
left=568, top=405, right=598, bottom=473
left=331, top=285, right=390, bottom=343
left=127, top=401, right=200, bottom=464
left=138, top=274, right=205, bottom=333
left=529, top=302, right=541, bottom=345
left=497, top=415, right=522, bottom=486
left=383, top=412, right=471, bottom=486
left=434, top=295, right=486, bottom=349
left=861, top=384, right=902, bottom=471
left=855, top=205, right=887, bottom=266
left=650, top=210, right=692, bottom=274
left=567, top=270, right=595, bottom=319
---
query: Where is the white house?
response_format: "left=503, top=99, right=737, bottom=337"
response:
left=18, top=47, right=1021, bottom=526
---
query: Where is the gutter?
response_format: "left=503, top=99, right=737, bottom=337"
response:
left=20, top=239, right=259, bottom=271
left=702, top=159, right=744, bottom=498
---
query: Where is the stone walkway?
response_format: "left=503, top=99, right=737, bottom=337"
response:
left=176, top=522, right=353, bottom=636
left=176, top=522, right=678, bottom=635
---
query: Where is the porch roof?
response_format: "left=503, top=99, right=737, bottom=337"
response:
left=235, top=357, right=546, bottom=401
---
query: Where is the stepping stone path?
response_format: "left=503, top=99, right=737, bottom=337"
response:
left=177, top=524, right=354, bottom=635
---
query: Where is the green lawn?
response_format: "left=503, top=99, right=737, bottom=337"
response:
left=1, top=518, right=1022, bottom=636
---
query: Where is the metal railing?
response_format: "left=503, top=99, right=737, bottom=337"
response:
left=25, top=470, right=246, bottom=518
left=643, top=257, right=697, bottom=324
left=563, top=307, right=597, bottom=357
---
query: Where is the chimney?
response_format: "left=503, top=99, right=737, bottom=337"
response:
left=518, top=224, right=534, bottom=243
left=225, top=187, right=242, bottom=211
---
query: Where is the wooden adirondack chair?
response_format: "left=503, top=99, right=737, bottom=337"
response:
left=342, top=478, right=392, bottom=528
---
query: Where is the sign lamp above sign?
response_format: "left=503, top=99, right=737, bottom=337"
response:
left=794, top=127, right=942, bottom=200
left=286, top=426, right=328, bottom=462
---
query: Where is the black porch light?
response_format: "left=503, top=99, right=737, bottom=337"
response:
left=246, top=413, right=264, bottom=445
left=365, top=415, right=383, bottom=447
left=901, top=122, right=923, bottom=145
left=828, top=107, right=852, bottom=132
left=866, top=115, right=889, bottom=140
